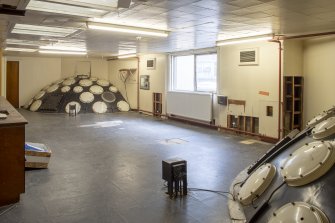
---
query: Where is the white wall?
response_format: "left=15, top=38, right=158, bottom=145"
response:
left=61, top=57, right=109, bottom=79
left=217, top=41, right=280, bottom=138
left=107, top=54, right=168, bottom=113
left=303, top=36, right=335, bottom=123
left=6, top=56, right=62, bottom=106
left=139, top=54, right=168, bottom=114
left=283, top=39, right=303, bottom=75
left=108, top=58, right=138, bottom=109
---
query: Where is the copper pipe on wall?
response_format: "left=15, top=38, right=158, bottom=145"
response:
left=268, top=39, right=283, bottom=140
left=136, top=57, right=140, bottom=111
left=269, top=31, right=335, bottom=139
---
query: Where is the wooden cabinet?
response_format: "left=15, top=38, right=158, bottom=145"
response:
left=283, top=76, right=303, bottom=136
left=0, top=96, right=27, bottom=206
left=153, top=93, right=162, bottom=117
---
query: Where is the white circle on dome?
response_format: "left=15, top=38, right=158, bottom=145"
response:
left=89, top=85, right=104, bottom=95
left=63, top=79, right=76, bottom=86
left=90, top=77, right=98, bottom=81
left=117, top=101, right=130, bottom=111
left=312, top=117, right=335, bottom=140
left=61, top=86, right=71, bottom=93
left=109, top=86, right=118, bottom=93
left=102, top=92, right=116, bottom=103
left=238, top=163, right=276, bottom=205
left=80, top=92, right=94, bottom=103
left=24, top=99, right=33, bottom=109
left=30, top=100, right=42, bottom=112
left=73, top=86, right=83, bottom=93
left=92, top=101, right=107, bottom=114
left=79, top=79, right=93, bottom=87
left=53, top=79, right=64, bottom=85
left=268, top=202, right=329, bottom=223
left=34, top=91, right=45, bottom=100
left=46, top=84, right=59, bottom=93
left=281, top=141, right=335, bottom=186
left=65, top=102, right=81, bottom=114
left=97, top=79, right=110, bottom=87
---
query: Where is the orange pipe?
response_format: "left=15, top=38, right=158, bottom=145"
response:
left=279, top=31, right=335, bottom=40
left=136, top=57, right=140, bottom=111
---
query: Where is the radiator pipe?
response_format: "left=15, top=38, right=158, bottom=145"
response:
left=136, top=57, right=140, bottom=111
left=268, top=39, right=283, bottom=140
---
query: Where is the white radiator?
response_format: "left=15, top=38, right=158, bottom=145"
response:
left=166, top=91, right=213, bottom=122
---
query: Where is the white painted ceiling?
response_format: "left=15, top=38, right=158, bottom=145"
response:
left=2, top=0, right=335, bottom=56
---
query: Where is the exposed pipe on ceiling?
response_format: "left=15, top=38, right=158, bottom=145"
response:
left=277, top=31, right=335, bottom=40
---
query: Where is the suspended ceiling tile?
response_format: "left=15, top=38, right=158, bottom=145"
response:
left=2, top=0, right=335, bottom=55
left=191, top=0, right=224, bottom=11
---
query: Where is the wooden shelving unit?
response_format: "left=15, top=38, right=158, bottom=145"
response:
left=283, top=76, right=304, bottom=136
left=227, top=115, right=259, bottom=134
left=153, top=92, right=162, bottom=117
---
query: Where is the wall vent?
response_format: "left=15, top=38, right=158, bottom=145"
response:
left=239, top=48, right=258, bottom=65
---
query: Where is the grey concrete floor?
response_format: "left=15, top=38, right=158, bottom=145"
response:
left=0, top=110, right=271, bottom=223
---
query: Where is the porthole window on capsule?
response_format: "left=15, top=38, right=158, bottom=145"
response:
left=268, top=202, right=329, bottom=223
left=312, top=117, right=335, bottom=140
left=237, top=163, right=276, bottom=205
left=280, top=141, right=335, bottom=187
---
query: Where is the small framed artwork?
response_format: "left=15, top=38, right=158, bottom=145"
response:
left=146, top=58, right=156, bottom=70
left=140, top=75, right=150, bottom=90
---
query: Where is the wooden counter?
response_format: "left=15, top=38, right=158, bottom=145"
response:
left=0, top=96, right=27, bottom=206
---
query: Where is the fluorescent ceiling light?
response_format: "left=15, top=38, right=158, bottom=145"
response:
left=40, top=45, right=86, bottom=52
left=5, top=47, right=37, bottom=52
left=87, top=22, right=169, bottom=37
left=27, top=0, right=108, bottom=17
left=41, top=0, right=118, bottom=10
left=118, top=54, right=137, bottom=59
left=39, top=50, right=87, bottom=55
left=12, top=24, right=77, bottom=37
left=6, top=39, right=49, bottom=46
left=217, top=35, right=273, bottom=46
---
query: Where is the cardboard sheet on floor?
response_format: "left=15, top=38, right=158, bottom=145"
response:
left=25, top=142, right=52, bottom=169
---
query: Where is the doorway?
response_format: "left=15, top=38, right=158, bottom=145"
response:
left=6, top=61, right=19, bottom=108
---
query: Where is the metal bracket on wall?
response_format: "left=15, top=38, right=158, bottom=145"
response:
left=228, top=99, right=246, bottom=112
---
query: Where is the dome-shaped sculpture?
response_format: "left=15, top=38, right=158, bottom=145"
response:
left=24, top=75, right=130, bottom=114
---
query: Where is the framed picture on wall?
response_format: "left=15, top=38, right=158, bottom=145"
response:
left=140, top=75, right=150, bottom=90
left=146, top=58, right=156, bottom=70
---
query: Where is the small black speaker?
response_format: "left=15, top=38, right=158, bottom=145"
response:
left=217, top=95, right=228, bottom=105
left=162, top=158, right=187, bottom=198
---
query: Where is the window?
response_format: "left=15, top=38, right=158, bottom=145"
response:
left=172, top=53, right=217, bottom=92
